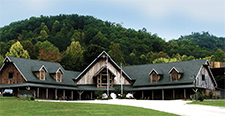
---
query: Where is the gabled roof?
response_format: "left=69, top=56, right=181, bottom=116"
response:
left=75, top=51, right=132, bottom=81
left=94, top=66, right=116, bottom=77
left=123, top=59, right=213, bottom=87
left=1, top=56, right=79, bottom=87
left=148, top=68, right=163, bottom=75
left=49, top=67, right=64, bottom=74
left=32, top=65, right=48, bottom=72
left=168, top=67, right=183, bottom=74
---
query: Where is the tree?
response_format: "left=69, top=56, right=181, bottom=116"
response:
left=108, top=42, right=124, bottom=65
left=51, top=20, right=61, bottom=35
left=211, top=49, right=225, bottom=62
left=61, top=41, right=84, bottom=71
left=5, top=41, right=30, bottom=59
left=21, top=41, right=39, bottom=59
left=152, top=58, right=169, bottom=64
left=35, top=40, right=59, bottom=52
left=83, top=44, right=105, bottom=65
left=91, top=31, right=110, bottom=49
left=37, top=49, right=63, bottom=62
left=0, top=54, right=4, bottom=67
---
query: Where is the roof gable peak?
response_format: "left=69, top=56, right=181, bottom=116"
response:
left=148, top=68, right=163, bottom=75
left=168, top=67, right=183, bottom=74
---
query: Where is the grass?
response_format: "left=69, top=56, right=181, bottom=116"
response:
left=0, top=97, right=177, bottom=116
left=188, top=99, right=225, bottom=107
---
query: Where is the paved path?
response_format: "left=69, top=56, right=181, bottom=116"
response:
left=37, top=99, right=225, bottom=116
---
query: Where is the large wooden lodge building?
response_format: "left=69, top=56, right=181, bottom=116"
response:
left=0, top=51, right=217, bottom=100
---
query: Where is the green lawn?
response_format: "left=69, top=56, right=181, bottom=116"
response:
left=188, top=99, right=225, bottom=107
left=0, top=97, right=177, bottom=116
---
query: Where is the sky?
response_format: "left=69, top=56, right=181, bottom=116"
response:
left=0, top=0, right=224, bottom=41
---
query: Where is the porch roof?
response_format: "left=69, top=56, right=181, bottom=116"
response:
left=0, top=83, right=77, bottom=90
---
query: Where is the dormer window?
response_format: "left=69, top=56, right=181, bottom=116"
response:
left=169, top=67, right=183, bottom=81
left=49, top=67, right=64, bottom=82
left=32, top=65, right=47, bottom=80
left=40, top=68, right=46, bottom=80
left=170, top=69, right=178, bottom=81
left=56, top=71, right=62, bottom=82
left=151, top=71, right=159, bottom=82
left=149, top=69, right=162, bottom=83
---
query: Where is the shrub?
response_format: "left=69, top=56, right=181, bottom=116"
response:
left=30, top=96, right=35, bottom=101
left=197, top=92, right=205, bottom=102
left=95, top=90, right=103, bottom=98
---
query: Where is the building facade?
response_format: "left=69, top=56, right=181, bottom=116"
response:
left=0, top=51, right=217, bottom=100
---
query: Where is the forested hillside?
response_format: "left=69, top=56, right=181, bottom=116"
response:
left=178, top=32, right=225, bottom=52
left=0, top=14, right=224, bottom=71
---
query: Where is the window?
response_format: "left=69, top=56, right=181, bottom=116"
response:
left=96, top=69, right=114, bottom=88
left=171, top=70, right=178, bottom=81
left=40, top=70, right=45, bottom=80
left=151, top=73, right=158, bottom=82
left=56, top=72, right=62, bottom=82
left=8, top=72, right=13, bottom=79
left=102, top=75, right=107, bottom=83
left=202, top=74, right=205, bottom=81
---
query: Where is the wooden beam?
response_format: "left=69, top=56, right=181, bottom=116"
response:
left=17, top=88, right=20, bottom=97
left=46, top=88, right=48, bottom=99
left=142, top=91, right=144, bottom=99
left=77, top=91, right=84, bottom=100
left=152, top=91, right=154, bottom=100
left=173, top=89, right=175, bottom=99
left=184, top=89, right=186, bottom=98
left=162, top=89, right=164, bottom=100
left=63, top=90, right=65, bottom=100
left=71, top=91, right=73, bottom=100
left=37, top=88, right=39, bottom=98
left=55, top=89, right=57, bottom=100
left=91, top=91, right=93, bottom=100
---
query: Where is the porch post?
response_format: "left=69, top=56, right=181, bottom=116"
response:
left=173, top=89, right=175, bottom=99
left=63, top=90, right=65, bottom=100
left=55, top=89, right=57, bottom=100
left=142, top=91, right=144, bottom=99
left=184, top=89, right=186, bottom=98
left=37, top=88, right=39, bottom=98
left=71, top=90, right=73, bottom=100
left=77, top=91, right=84, bottom=100
left=91, top=91, right=93, bottom=100
left=162, top=89, right=164, bottom=100
left=152, top=91, right=154, bottom=100
left=17, top=88, right=20, bottom=97
left=46, top=88, right=48, bottom=99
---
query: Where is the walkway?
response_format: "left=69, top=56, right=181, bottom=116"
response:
left=37, top=99, right=225, bottom=116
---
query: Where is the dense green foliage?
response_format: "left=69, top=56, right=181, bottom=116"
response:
left=0, top=14, right=224, bottom=71
left=0, top=97, right=177, bottom=116
left=178, top=32, right=225, bottom=52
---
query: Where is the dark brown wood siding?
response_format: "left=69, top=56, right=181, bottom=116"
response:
left=0, top=63, right=26, bottom=85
